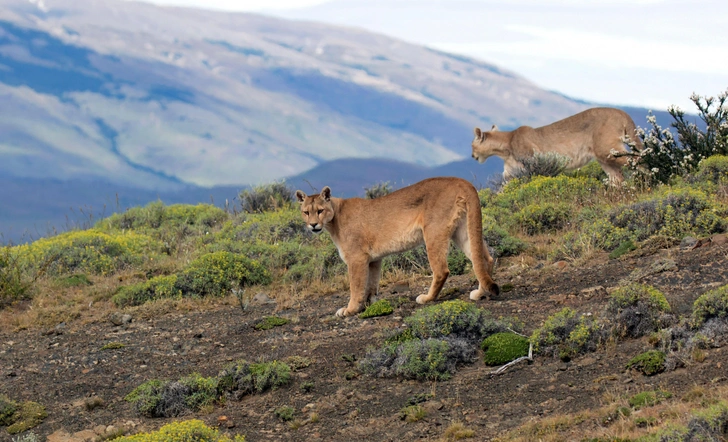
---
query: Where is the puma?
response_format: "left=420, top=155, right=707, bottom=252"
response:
left=295, top=177, right=499, bottom=317
left=472, top=107, right=643, bottom=184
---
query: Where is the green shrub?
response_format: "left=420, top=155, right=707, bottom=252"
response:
left=405, top=300, right=503, bottom=344
left=3, top=401, right=47, bottom=435
left=100, top=342, right=126, bottom=350
left=112, top=274, right=181, bottom=307
left=692, top=284, right=728, bottom=328
left=12, top=229, right=159, bottom=276
left=0, top=247, right=31, bottom=308
left=400, top=405, right=427, bottom=423
left=112, top=419, right=245, bottom=442
left=240, top=181, right=294, bottom=213
left=274, top=405, right=295, bottom=422
left=447, top=247, right=470, bottom=275
left=608, top=240, right=636, bottom=259
left=607, top=284, right=670, bottom=339
left=365, top=182, right=393, bottom=199
left=180, top=373, right=219, bottom=410
left=359, top=300, right=394, bottom=319
left=608, top=188, right=725, bottom=242
left=124, top=379, right=167, bottom=417
left=217, top=360, right=291, bottom=398
left=510, top=152, right=572, bottom=181
left=482, top=219, right=527, bottom=257
left=254, top=316, right=289, bottom=331
left=530, top=308, right=602, bottom=361
left=515, top=203, right=572, bottom=235
left=692, top=155, right=728, bottom=185
left=0, top=395, right=18, bottom=426
left=481, top=332, right=529, bottom=366
left=688, top=401, right=728, bottom=439
left=626, top=350, right=666, bottom=376
left=628, top=390, right=672, bottom=409
left=175, top=251, right=271, bottom=297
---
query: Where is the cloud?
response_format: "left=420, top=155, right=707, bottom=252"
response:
left=125, top=0, right=330, bottom=11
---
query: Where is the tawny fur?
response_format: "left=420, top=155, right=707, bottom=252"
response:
left=471, top=107, right=643, bottom=184
left=296, top=177, right=499, bottom=317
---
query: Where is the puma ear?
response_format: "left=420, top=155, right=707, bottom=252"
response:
left=295, top=190, right=306, bottom=202
left=321, top=186, right=331, bottom=201
left=491, top=124, right=499, bottom=132
left=474, top=127, right=482, bottom=138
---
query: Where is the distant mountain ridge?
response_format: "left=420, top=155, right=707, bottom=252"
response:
left=0, top=0, right=682, bottom=241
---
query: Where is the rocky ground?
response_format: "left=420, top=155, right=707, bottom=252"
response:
left=1, top=236, right=727, bottom=442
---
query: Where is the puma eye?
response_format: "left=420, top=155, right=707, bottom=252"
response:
left=317, top=209, right=324, bottom=215
left=303, top=211, right=309, bottom=215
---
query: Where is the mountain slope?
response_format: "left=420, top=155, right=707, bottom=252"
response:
left=0, top=0, right=590, bottom=190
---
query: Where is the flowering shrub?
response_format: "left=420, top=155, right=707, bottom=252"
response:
left=617, top=90, right=728, bottom=184
left=113, top=419, right=245, bottom=442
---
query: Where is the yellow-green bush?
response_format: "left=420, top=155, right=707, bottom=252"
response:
left=113, top=274, right=181, bottom=307
left=481, top=332, right=529, bottom=366
left=112, top=419, right=245, bottom=442
left=692, top=155, right=728, bottom=185
left=0, top=247, right=31, bottom=308
left=692, top=284, right=728, bottom=328
left=98, top=201, right=227, bottom=233
left=495, top=175, right=601, bottom=211
left=11, top=229, right=159, bottom=276
left=175, top=251, right=271, bottom=297
left=606, top=284, right=671, bottom=339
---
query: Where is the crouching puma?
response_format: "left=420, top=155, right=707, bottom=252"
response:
left=295, top=177, right=499, bottom=317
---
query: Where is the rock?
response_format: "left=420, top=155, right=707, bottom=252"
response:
left=390, top=281, right=410, bottom=294
left=109, top=312, right=132, bottom=326
left=580, top=286, right=606, bottom=299
left=93, top=425, right=106, bottom=435
left=47, top=430, right=74, bottom=442
left=680, top=236, right=698, bottom=249
left=72, top=430, right=98, bottom=442
left=252, top=293, right=276, bottom=305
left=553, top=261, right=569, bottom=270
left=711, top=234, right=728, bottom=246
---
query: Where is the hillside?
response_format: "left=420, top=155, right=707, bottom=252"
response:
left=1, top=150, right=728, bottom=440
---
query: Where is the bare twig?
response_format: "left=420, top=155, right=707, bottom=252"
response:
left=489, top=342, right=533, bottom=376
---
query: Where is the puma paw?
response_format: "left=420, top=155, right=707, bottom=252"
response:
left=416, top=294, right=430, bottom=304
left=469, top=289, right=484, bottom=301
left=335, top=307, right=348, bottom=317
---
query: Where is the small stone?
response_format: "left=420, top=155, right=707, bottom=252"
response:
left=711, top=234, right=728, bottom=246
left=109, top=312, right=132, bottom=326
left=580, top=286, right=606, bottom=299
left=390, top=281, right=410, bottom=294
left=553, top=261, right=569, bottom=270
left=93, top=425, right=106, bottom=435
left=105, top=425, right=116, bottom=434
left=680, top=236, right=698, bottom=249
left=623, top=378, right=634, bottom=384
left=252, top=293, right=276, bottom=305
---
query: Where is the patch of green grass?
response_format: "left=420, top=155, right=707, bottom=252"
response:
left=627, top=350, right=666, bottom=376
left=217, top=360, right=292, bottom=395
left=112, top=274, right=181, bottom=307
left=179, top=373, right=219, bottom=410
left=124, top=379, right=165, bottom=417
left=609, top=240, right=637, bottom=259
left=399, top=405, right=427, bottom=423
left=284, top=356, right=312, bottom=371
left=299, top=382, right=314, bottom=393
left=254, top=316, right=289, bottom=331
left=481, top=332, right=529, bottom=366
left=360, top=299, right=394, bottom=319
left=274, top=405, right=295, bottom=422
left=628, top=390, right=672, bottom=409
left=100, top=342, right=126, bottom=350
left=442, top=421, right=475, bottom=440
left=0, top=395, right=18, bottom=426
left=54, top=273, right=92, bottom=288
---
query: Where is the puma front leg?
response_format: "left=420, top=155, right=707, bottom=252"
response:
left=336, top=257, right=370, bottom=317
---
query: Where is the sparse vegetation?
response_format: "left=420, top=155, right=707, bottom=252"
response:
left=0, top=400, right=47, bottom=435
left=606, top=283, right=671, bottom=339
left=510, top=152, right=572, bottom=181
left=274, top=405, right=295, bottom=422
left=626, top=350, right=667, bottom=376
left=629, top=390, right=672, bottom=409
left=364, top=181, right=393, bottom=199
left=692, top=283, right=728, bottom=328
left=399, top=405, right=427, bottom=423
left=240, top=181, right=294, bottom=213
left=530, top=308, right=602, bottom=361
left=254, top=316, right=289, bottom=330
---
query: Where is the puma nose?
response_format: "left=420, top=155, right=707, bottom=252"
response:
left=309, top=223, right=317, bottom=228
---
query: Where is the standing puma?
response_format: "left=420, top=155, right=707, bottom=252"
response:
left=472, top=107, right=643, bottom=184
left=295, top=177, right=499, bottom=317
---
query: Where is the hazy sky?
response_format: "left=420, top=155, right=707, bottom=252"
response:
left=130, top=0, right=728, bottom=111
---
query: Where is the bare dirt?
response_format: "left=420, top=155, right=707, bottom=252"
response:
left=1, top=239, right=727, bottom=441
